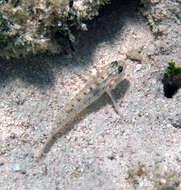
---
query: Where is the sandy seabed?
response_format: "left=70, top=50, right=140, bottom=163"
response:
left=0, top=1, right=181, bottom=189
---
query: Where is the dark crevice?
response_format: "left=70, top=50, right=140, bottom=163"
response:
left=162, top=74, right=181, bottom=98
left=162, top=62, right=181, bottom=98
left=163, top=83, right=179, bottom=98
left=99, top=0, right=141, bottom=17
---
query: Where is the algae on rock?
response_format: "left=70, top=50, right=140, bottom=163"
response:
left=0, top=0, right=109, bottom=60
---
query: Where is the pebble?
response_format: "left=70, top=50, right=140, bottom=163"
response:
left=135, top=64, right=142, bottom=72
left=126, top=49, right=142, bottom=62
left=12, top=163, right=21, bottom=172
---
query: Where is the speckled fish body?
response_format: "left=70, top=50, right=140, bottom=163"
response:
left=38, top=60, right=126, bottom=159
left=62, top=60, right=126, bottom=118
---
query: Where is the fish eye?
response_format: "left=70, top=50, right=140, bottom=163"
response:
left=118, top=66, right=123, bottom=74
left=111, top=61, right=118, bottom=67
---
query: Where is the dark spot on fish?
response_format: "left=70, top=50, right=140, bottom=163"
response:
left=118, top=66, right=123, bottom=74
left=111, top=61, right=118, bottom=67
